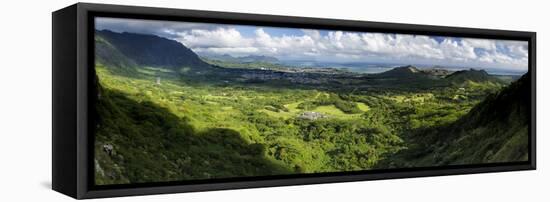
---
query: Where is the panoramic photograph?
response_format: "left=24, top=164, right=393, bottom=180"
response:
left=93, top=17, right=530, bottom=185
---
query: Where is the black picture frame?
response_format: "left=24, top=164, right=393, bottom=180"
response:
left=52, top=2, right=536, bottom=199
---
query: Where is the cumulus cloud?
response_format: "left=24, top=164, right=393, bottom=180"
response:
left=178, top=28, right=253, bottom=48
left=95, top=17, right=225, bottom=39
left=96, top=17, right=529, bottom=72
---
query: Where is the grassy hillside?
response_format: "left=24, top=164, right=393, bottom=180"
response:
left=94, top=63, right=413, bottom=184
left=378, top=73, right=530, bottom=168
left=95, top=87, right=291, bottom=185
left=93, top=30, right=530, bottom=185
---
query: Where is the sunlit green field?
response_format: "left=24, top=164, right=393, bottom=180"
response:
left=92, top=27, right=529, bottom=186
left=94, top=62, right=502, bottom=185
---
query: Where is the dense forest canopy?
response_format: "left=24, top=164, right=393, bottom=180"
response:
left=93, top=29, right=530, bottom=185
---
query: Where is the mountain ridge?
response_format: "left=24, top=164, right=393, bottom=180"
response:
left=445, top=68, right=494, bottom=83
left=376, top=65, right=425, bottom=78
left=95, top=30, right=210, bottom=69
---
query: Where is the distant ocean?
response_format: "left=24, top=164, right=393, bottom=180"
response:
left=280, top=60, right=528, bottom=76
left=280, top=61, right=400, bottom=74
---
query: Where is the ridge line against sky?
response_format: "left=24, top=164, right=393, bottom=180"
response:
left=95, top=17, right=529, bottom=73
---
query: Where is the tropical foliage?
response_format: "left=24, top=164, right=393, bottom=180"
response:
left=93, top=31, right=530, bottom=185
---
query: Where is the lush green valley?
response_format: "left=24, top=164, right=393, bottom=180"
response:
left=93, top=30, right=530, bottom=185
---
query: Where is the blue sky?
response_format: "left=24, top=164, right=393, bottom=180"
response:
left=96, top=17, right=529, bottom=73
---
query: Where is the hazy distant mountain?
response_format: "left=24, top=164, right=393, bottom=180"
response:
left=239, top=55, right=279, bottom=63
left=94, top=29, right=510, bottom=88
left=96, top=30, right=210, bottom=69
left=205, top=54, right=235, bottom=61
left=202, top=54, right=279, bottom=63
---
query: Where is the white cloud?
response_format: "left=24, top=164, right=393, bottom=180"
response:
left=95, top=17, right=221, bottom=39
left=505, top=42, right=529, bottom=58
left=440, top=38, right=477, bottom=61
left=96, top=17, right=528, bottom=71
left=177, top=28, right=253, bottom=48
left=462, top=38, right=497, bottom=51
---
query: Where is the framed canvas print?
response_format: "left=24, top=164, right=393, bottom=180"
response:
left=52, top=3, right=536, bottom=199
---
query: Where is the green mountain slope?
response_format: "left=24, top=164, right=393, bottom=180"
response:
left=95, top=35, right=136, bottom=68
left=94, top=86, right=291, bottom=185
left=92, top=30, right=529, bottom=184
left=445, top=68, right=501, bottom=83
left=380, top=72, right=530, bottom=167
left=376, top=65, right=429, bottom=78
left=96, top=30, right=210, bottom=69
